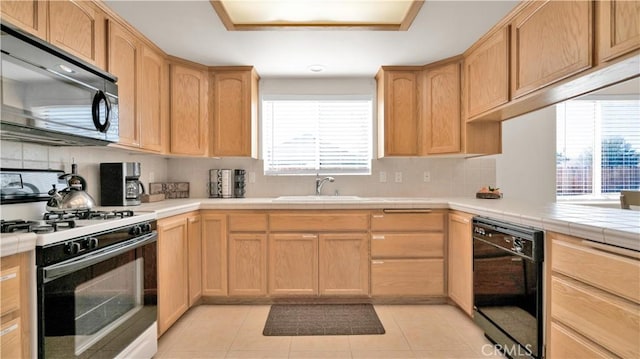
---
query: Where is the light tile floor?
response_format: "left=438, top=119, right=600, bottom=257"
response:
left=155, top=304, right=506, bottom=359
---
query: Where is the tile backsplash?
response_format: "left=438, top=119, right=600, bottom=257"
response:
left=167, top=157, right=496, bottom=199
left=1, top=141, right=496, bottom=204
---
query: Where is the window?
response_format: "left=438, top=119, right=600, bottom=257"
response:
left=556, top=98, right=640, bottom=199
left=262, top=95, right=372, bottom=175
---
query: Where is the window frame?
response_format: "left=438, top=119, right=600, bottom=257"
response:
left=556, top=96, right=640, bottom=201
left=260, top=94, right=374, bottom=176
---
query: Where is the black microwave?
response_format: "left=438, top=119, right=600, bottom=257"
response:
left=0, top=22, right=119, bottom=146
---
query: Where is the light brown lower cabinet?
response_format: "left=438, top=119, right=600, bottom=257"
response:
left=269, top=233, right=318, bottom=296
left=267, top=232, right=369, bottom=297
left=547, top=231, right=640, bottom=358
left=157, top=212, right=202, bottom=335
left=201, top=213, right=227, bottom=296
left=157, top=215, right=189, bottom=336
left=319, top=233, right=369, bottom=296
left=371, top=259, right=444, bottom=296
left=0, top=252, right=30, bottom=358
left=228, top=233, right=267, bottom=296
left=447, top=212, right=474, bottom=316
left=187, top=214, right=202, bottom=306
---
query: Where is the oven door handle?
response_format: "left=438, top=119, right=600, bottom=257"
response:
left=43, top=232, right=157, bottom=282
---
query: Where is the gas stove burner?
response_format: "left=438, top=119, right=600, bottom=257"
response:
left=32, top=225, right=55, bottom=234
left=43, top=209, right=136, bottom=221
left=46, top=219, right=76, bottom=231
left=1, top=219, right=37, bottom=233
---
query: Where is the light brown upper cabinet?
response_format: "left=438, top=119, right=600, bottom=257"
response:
left=2, top=0, right=105, bottom=68
left=511, top=0, right=593, bottom=99
left=424, top=60, right=461, bottom=154
left=48, top=0, right=106, bottom=68
left=107, top=20, right=139, bottom=148
left=169, top=61, right=208, bottom=156
left=138, top=45, right=167, bottom=153
left=1, top=0, right=47, bottom=39
left=376, top=67, right=423, bottom=157
left=463, top=26, right=510, bottom=120
left=597, top=0, right=640, bottom=63
left=210, top=67, right=259, bottom=158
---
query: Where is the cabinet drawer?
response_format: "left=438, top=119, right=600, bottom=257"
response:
left=371, top=259, right=444, bottom=296
left=229, top=213, right=268, bottom=232
left=371, top=211, right=444, bottom=232
left=0, top=266, right=20, bottom=317
left=551, top=276, right=640, bottom=358
left=270, top=212, right=368, bottom=232
left=371, top=233, right=443, bottom=258
left=549, top=322, right=611, bottom=359
left=0, top=318, right=22, bottom=359
left=552, top=236, right=640, bottom=303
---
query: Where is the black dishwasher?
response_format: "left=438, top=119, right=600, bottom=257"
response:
left=472, top=216, right=544, bottom=359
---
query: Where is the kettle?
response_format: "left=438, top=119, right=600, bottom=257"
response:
left=46, top=162, right=96, bottom=211
left=46, top=184, right=96, bottom=211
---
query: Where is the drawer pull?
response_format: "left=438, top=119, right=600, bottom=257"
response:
left=372, top=215, right=385, bottom=219
left=372, top=260, right=385, bottom=264
left=580, top=240, right=640, bottom=260
left=302, top=234, right=317, bottom=239
left=0, top=323, right=18, bottom=337
left=372, top=235, right=385, bottom=240
left=383, top=209, right=432, bottom=214
left=0, top=273, right=17, bottom=282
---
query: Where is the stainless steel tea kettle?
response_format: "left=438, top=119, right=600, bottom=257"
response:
left=46, top=184, right=96, bottom=211
left=46, top=163, right=96, bottom=211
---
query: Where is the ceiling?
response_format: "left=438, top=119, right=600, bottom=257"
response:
left=103, top=0, right=518, bottom=77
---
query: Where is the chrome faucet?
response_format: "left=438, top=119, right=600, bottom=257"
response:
left=315, top=174, right=335, bottom=196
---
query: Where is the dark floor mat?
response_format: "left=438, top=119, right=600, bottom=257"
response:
left=263, top=303, right=385, bottom=336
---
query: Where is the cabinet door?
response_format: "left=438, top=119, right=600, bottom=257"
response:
left=597, top=0, right=640, bottom=62
left=228, top=233, right=267, bottom=296
left=378, top=70, right=421, bottom=156
left=319, top=233, right=369, bottom=296
left=464, top=26, right=510, bottom=119
left=139, top=45, right=167, bottom=152
left=0, top=318, right=22, bottom=359
left=211, top=69, right=258, bottom=157
left=48, top=0, right=105, bottom=68
left=424, top=62, right=461, bottom=154
left=201, top=213, right=227, bottom=296
left=1, top=0, right=47, bottom=38
left=107, top=20, right=139, bottom=148
left=371, top=258, right=444, bottom=296
left=157, top=216, right=189, bottom=335
left=0, top=252, right=30, bottom=358
left=170, top=64, right=208, bottom=156
left=511, top=0, right=592, bottom=98
left=549, top=322, right=612, bottom=359
left=447, top=212, right=473, bottom=316
left=268, top=233, right=318, bottom=296
left=187, top=214, right=202, bottom=306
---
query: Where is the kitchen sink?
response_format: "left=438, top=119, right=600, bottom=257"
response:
left=273, top=195, right=369, bottom=202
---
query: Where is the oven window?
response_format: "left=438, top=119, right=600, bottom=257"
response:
left=41, top=244, right=156, bottom=358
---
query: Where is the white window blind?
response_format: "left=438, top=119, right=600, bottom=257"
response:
left=556, top=98, right=640, bottom=199
left=262, top=95, right=372, bottom=175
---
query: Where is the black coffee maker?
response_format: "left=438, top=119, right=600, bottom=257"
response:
left=100, top=162, right=144, bottom=206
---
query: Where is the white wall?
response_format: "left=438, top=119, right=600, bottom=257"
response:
left=495, top=106, right=557, bottom=204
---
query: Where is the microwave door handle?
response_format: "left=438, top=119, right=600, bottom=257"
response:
left=42, top=232, right=157, bottom=283
left=92, top=90, right=111, bottom=133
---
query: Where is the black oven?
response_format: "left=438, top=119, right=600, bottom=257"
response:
left=472, top=217, right=544, bottom=359
left=36, top=221, right=157, bottom=359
